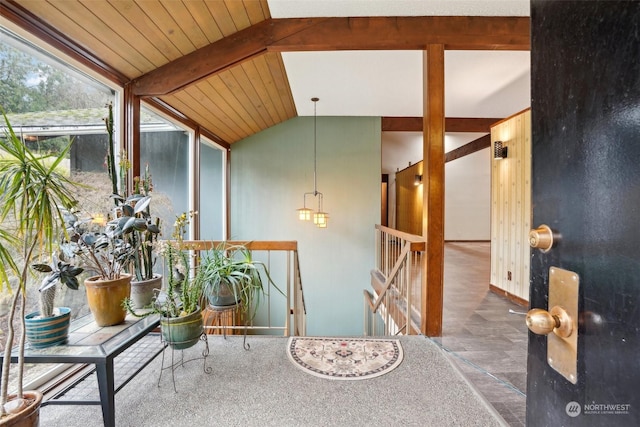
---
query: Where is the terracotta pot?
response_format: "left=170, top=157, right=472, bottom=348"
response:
left=84, top=274, right=132, bottom=326
left=130, top=274, right=162, bottom=309
left=161, top=307, right=204, bottom=350
left=24, top=307, right=71, bottom=349
left=1, top=391, right=43, bottom=427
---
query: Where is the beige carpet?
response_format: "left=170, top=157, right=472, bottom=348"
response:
left=40, top=335, right=506, bottom=427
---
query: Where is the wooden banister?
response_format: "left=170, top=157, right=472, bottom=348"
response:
left=180, top=240, right=298, bottom=251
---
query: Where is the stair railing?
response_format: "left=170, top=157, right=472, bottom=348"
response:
left=364, top=226, right=425, bottom=335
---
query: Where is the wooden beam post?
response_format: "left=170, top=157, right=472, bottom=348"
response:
left=123, top=83, right=140, bottom=193
left=192, top=127, right=201, bottom=240
left=422, top=45, right=445, bottom=337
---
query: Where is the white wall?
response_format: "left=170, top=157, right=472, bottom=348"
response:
left=444, top=133, right=491, bottom=241
left=382, top=131, right=491, bottom=240
left=231, top=116, right=381, bottom=336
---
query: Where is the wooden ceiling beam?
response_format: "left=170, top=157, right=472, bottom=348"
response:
left=131, top=18, right=323, bottom=96
left=132, top=16, right=530, bottom=96
left=445, top=134, right=491, bottom=162
left=382, top=117, right=501, bottom=132
left=270, top=16, right=530, bottom=52
left=445, top=117, right=501, bottom=133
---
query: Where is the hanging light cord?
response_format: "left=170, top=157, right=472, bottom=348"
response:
left=312, top=97, right=319, bottom=196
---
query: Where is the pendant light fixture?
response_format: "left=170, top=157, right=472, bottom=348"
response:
left=297, top=97, right=329, bottom=228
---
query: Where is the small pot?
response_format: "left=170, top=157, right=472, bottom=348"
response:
left=161, top=307, right=204, bottom=350
left=207, top=281, right=241, bottom=307
left=130, top=274, right=163, bottom=309
left=24, top=307, right=71, bottom=349
left=85, top=274, right=131, bottom=326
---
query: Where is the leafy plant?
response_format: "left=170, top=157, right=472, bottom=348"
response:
left=31, top=254, right=83, bottom=319
left=114, top=164, right=161, bottom=282
left=196, top=243, right=284, bottom=322
left=0, top=108, right=78, bottom=417
left=81, top=104, right=161, bottom=283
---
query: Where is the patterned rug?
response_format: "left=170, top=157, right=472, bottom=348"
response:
left=287, top=337, right=404, bottom=380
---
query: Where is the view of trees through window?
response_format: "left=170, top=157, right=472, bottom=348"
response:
left=1, top=29, right=111, bottom=114
left=0, top=28, right=127, bottom=390
left=0, top=22, right=231, bottom=393
left=1, top=23, right=223, bottom=360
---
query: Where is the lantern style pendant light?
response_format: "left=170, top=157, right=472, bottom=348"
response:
left=297, top=97, right=329, bottom=228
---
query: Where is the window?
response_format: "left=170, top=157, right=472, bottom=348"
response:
left=139, top=105, right=190, bottom=238
left=1, top=25, right=119, bottom=390
left=0, top=22, right=227, bottom=391
left=199, top=137, right=226, bottom=240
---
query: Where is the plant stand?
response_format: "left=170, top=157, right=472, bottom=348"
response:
left=203, top=303, right=241, bottom=338
left=157, top=332, right=212, bottom=393
left=203, top=303, right=251, bottom=350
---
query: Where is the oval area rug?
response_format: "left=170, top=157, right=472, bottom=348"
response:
left=287, top=337, right=403, bottom=380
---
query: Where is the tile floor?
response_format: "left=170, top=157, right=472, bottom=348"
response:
left=434, top=242, right=528, bottom=426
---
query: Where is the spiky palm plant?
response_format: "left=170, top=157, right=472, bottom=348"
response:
left=196, top=243, right=284, bottom=322
left=0, top=109, right=77, bottom=418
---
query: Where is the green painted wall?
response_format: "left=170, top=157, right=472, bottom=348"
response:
left=231, top=116, right=381, bottom=336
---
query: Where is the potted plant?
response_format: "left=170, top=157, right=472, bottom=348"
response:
left=53, top=103, right=145, bottom=327
left=0, top=109, right=78, bottom=423
left=60, top=209, right=135, bottom=327
left=113, top=164, right=162, bottom=309
left=125, top=211, right=204, bottom=350
left=196, top=243, right=284, bottom=324
left=105, top=103, right=161, bottom=309
left=26, top=253, right=83, bottom=349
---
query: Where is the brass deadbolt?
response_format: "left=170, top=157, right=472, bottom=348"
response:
left=526, top=306, right=573, bottom=338
left=529, top=224, right=554, bottom=252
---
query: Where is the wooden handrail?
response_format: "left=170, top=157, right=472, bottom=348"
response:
left=179, top=240, right=298, bottom=251
left=375, top=225, right=425, bottom=252
left=363, top=290, right=375, bottom=311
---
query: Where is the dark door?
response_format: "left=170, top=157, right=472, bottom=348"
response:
left=528, top=1, right=640, bottom=426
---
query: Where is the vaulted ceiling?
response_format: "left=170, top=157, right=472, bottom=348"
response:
left=1, top=0, right=530, bottom=146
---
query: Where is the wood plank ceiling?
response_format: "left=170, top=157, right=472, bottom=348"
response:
left=10, top=0, right=295, bottom=144
left=4, top=0, right=529, bottom=145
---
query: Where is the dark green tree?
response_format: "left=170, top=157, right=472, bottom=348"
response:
left=0, top=43, right=35, bottom=113
left=0, top=41, right=110, bottom=113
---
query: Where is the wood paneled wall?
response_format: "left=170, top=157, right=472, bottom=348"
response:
left=490, top=109, right=531, bottom=302
left=395, top=162, right=423, bottom=235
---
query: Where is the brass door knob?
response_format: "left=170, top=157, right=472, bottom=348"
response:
left=526, top=306, right=574, bottom=338
left=529, top=224, right=554, bottom=252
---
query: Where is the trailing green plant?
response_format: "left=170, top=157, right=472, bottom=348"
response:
left=0, top=108, right=78, bottom=417
left=124, top=211, right=202, bottom=318
left=195, top=242, right=284, bottom=322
